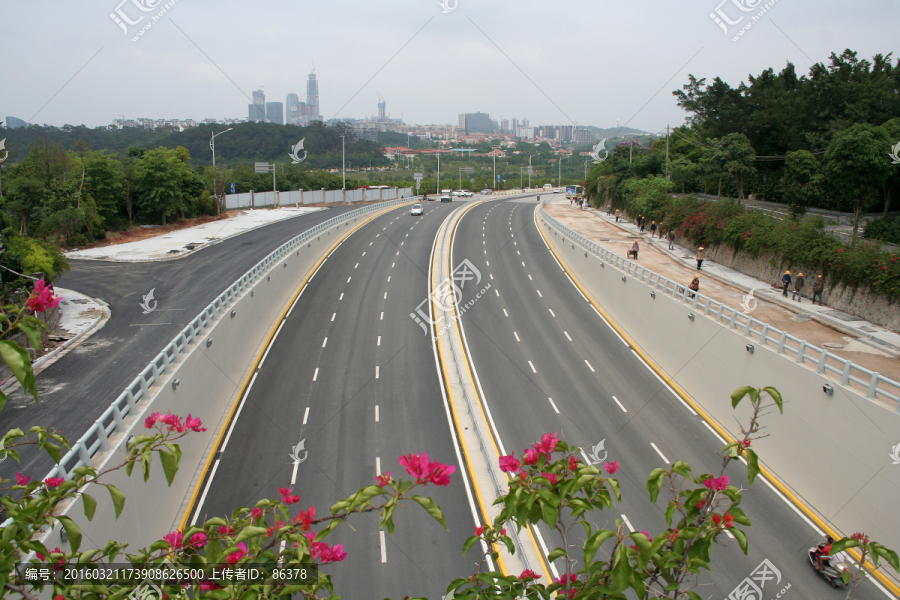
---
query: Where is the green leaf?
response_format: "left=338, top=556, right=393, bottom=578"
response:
left=411, top=496, right=448, bottom=530
left=611, top=543, right=633, bottom=590
left=831, top=539, right=859, bottom=554
left=731, top=528, right=749, bottom=554
left=665, top=501, right=677, bottom=529
left=0, top=341, right=37, bottom=400
left=745, top=449, right=760, bottom=487
left=17, top=322, right=43, bottom=356
left=106, top=484, right=126, bottom=519
left=548, top=548, right=567, bottom=562
left=82, top=493, right=97, bottom=521
left=234, top=526, right=268, bottom=544
left=157, top=447, right=179, bottom=487
left=583, top=529, right=617, bottom=565
left=43, top=441, right=63, bottom=465
left=58, top=516, right=83, bottom=552
left=0, top=390, right=7, bottom=415
left=540, top=502, right=559, bottom=530
left=880, top=547, right=900, bottom=573
left=629, top=532, right=652, bottom=561
left=730, top=386, right=756, bottom=409
left=646, top=468, right=666, bottom=503
left=205, top=536, right=222, bottom=564
left=631, top=577, right=647, bottom=598
left=462, top=535, right=480, bottom=557
left=763, top=387, right=783, bottom=413
left=671, top=461, right=692, bottom=480
left=728, top=506, right=752, bottom=526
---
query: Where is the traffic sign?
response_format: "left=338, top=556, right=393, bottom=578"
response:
left=230, top=183, right=235, bottom=194
left=461, top=166, right=474, bottom=173
left=254, top=162, right=270, bottom=173
left=497, top=175, right=501, bottom=182
left=527, top=166, right=533, bottom=175
left=414, top=172, right=423, bottom=179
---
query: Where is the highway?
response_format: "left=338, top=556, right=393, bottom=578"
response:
left=189, top=200, right=483, bottom=600
left=451, top=196, right=889, bottom=600
left=0, top=206, right=360, bottom=482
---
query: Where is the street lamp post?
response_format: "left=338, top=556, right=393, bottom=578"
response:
left=558, top=155, right=570, bottom=186
left=528, top=153, right=539, bottom=189
left=210, top=127, right=233, bottom=215
left=340, top=135, right=346, bottom=190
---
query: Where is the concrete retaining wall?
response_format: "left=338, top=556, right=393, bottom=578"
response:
left=539, top=214, right=900, bottom=559
left=40, top=202, right=408, bottom=556
left=225, top=187, right=413, bottom=209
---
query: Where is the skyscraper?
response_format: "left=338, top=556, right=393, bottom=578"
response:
left=286, top=93, right=300, bottom=124
left=3, top=117, right=26, bottom=129
left=306, top=73, right=320, bottom=119
left=248, top=88, right=265, bottom=122
left=377, top=94, right=386, bottom=121
left=463, top=112, right=492, bottom=134
left=266, top=102, right=284, bottom=125
left=510, top=118, right=519, bottom=135
left=500, top=118, right=509, bottom=133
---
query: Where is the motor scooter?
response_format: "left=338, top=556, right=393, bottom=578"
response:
left=808, top=547, right=852, bottom=588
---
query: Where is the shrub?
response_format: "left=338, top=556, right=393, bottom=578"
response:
left=864, top=215, right=900, bottom=245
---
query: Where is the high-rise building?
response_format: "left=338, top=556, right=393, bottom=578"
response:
left=286, top=93, right=300, bottom=124
left=377, top=95, right=386, bottom=121
left=510, top=118, right=519, bottom=135
left=500, top=118, right=509, bottom=133
left=306, top=73, right=320, bottom=119
left=521, top=118, right=530, bottom=128
left=3, top=116, right=26, bottom=129
left=463, top=112, right=492, bottom=134
left=249, top=88, right=266, bottom=122
left=266, top=102, right=284, bottom=125
left=458, top=114, right=467, bottom=129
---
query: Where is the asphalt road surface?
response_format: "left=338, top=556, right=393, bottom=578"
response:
left=0, top=206, right=361, bottom=481
left=190, top=200, right=483, bottom=600
left=451, top=197, right=889, bottom=600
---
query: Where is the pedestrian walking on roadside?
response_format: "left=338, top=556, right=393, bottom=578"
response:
left=629, top=241, right=639, bottom=260
left=615, top=209, right=620, bottom=222
left=688, top=275, right=700, bottom=299
left=639, top=216, right=646, bottom=232
left=607, top=205, right=612, bottom=215
left=781, top=270, right=792, bottom=297
left=668, top=230, right=676, bottom=250
left=696, top=246, right=705, bottom=270
left=650, top=220, right=657, bottom=237
left=792, top=272, right=805, bottom=302
left=812, top=275, right=825, bottom=305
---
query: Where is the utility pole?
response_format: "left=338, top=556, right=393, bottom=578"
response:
left=340, top=135, right=346, bottom=189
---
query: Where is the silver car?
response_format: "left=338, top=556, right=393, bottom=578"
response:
left=410, top=203, right=424, bottom=216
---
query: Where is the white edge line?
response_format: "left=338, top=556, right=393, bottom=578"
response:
left=303, top=406, right=310, bottom=425
left=612, top=396, right=627, bottom=413
left=650, top=442, right=671, bottom=465
left=548, top=398, right=560, bottom=414
left=621, top=514, right=636, bottom=532
left=190, top=459, right=221, bottom=526
left=380, top=530, right=387, bottom=563
left=702, top=421, right=726, bottom=444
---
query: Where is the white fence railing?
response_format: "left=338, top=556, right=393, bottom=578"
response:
left=225, top=187, right=413, bottom=210
left=539, top=201, right=900, bottom=411
left=47, top=198, right=412, bottom=481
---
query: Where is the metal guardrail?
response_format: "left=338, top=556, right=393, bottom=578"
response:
left=538, top=201, right=900, bottom=412
left=47, top=198, right=412, bottom=481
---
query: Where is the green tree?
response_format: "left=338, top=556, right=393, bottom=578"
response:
left=134, top=147, right=193, bottom=225
left=669, top=156, right=697, bottom=194
left=782, top=149, right=825, bottom=218
left=716, top=133, right=756, bottom=201
left=823, top=123, right=893, bottom=244
left=880, top=117, right=900, bottom=216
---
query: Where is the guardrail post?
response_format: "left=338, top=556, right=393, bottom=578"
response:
left=716, top=305, right=724, bottom=323
left=817, top=350, right=828, bottom=374
left=841, top=362, right=852, bottom=386
left=777, top=332, right=788, bottom=354
left=743, top=317, right=752, bottom=337
left=760, top=324, right=769, bottom=345
left=703, top=298, right=711, bottom=315
left=96, top=421, right=111, bottom=452
left=867, top=373, right=880, bottom=399
left=138, top=377, right=149, bottom=404
left=796, top=341, right=807, bottom=364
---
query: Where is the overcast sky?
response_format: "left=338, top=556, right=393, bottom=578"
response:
left=1, top=0, right=897, bottom=133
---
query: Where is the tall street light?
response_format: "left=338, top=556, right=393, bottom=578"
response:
left=210, top=127, right=233, bottom=215
left=558, top=155, right=570, bottom=186
left=340, top=135, right=347, bottom=190
left=528, top=153, right=540, bottom=189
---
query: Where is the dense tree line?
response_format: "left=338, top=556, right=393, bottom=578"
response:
left=587, top=49, right=900, bottom=242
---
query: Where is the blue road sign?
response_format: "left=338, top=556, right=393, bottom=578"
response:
left=230, top=183, right=236, bottom=194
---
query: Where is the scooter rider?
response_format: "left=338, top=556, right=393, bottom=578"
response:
left=814, top=536, right=834, bottom=571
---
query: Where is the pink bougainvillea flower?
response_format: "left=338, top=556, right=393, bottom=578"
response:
left=523, top=448, right=540, bottom=466
left=163, top=531, right=184, bottom=549
left=837, top=248, right=844, bottom=253
left=27, top=280, right=61, bottom=313
left=554, top=573, right=579, bottom=586
left=724, top=513, right=734, bottom=528
left=218, top=524, right=234, bottom=537
left=475, top=526, right=485, bottom=536
left=519, top=569, right=542, bottom=580
left=45, top=477, right=64, bottom=488
left=604, top=461, right=620, bottom=475
left=190, top=532, right=208, bottom=548
left=703, top=475, right=729, bottom=491
left=16, top=474, right=30, bottom=486
left=251, top=507, right=264, bottom=521
left=499, top=454, right=521, bottom=472
left=568, top=456, right=579, bottom=471
left=320, top=543, right=347, bottom=564
left=712, top=513, right=722, bottom=526
left=36, top=548, right=63, bottom=561
left=399, top=452, right=431, bottom=481
left=279, top=487, right=300, bottom=504
left=144, top=412, right=164, bottom=429
left=534, top=432, right=559, bottom=458
left=226, top=542, right=247, bottom=565
left=376, top=471, right=392, bottom=487
left=294, top=506, right=315, bottom=531
left=541, top=471, right=559, bottom=485
left=198, top=582, right=223, bottom=591
left=184, top=414, right=207, bottom=432
left=427, top=460, right=455, bottom=486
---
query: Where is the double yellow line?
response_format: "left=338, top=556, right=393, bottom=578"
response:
left=431, top=201, right=553, bottom=581
left=534, top=209, right=900, bottom=598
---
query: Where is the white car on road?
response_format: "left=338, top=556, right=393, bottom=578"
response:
left=410, top=204, right=424, bottom=216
